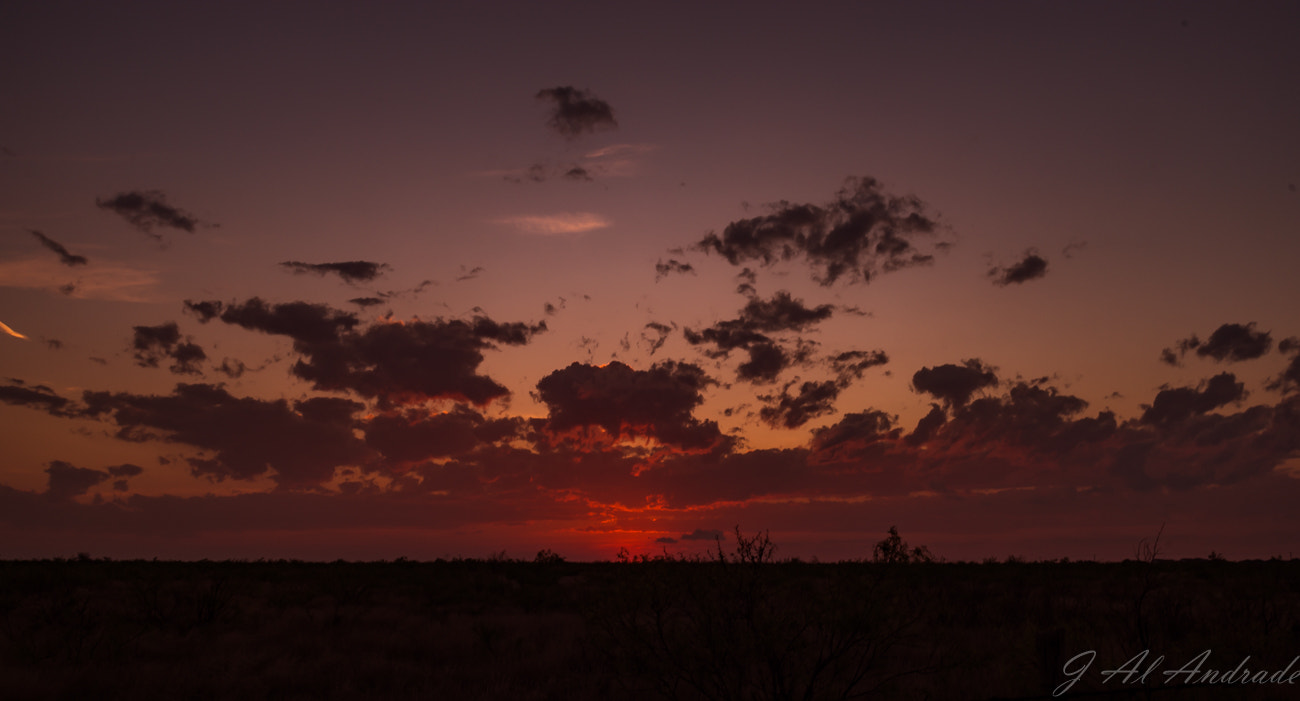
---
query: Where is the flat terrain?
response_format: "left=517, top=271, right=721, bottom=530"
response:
left=2, top=556, right=1298, bottom=700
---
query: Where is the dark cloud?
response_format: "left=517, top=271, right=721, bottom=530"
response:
left=374, top=279, right=437, bottom=301
left=29, top=230, right=88, bottom=266
left=685, top=291, right=832, bottom=383
left=1061, top=241, right=1088, bottom=259
left=535, top=86, right=618, bottom=138
left=904, top=404, right=948, bottom=447
left=737, top=341, right=807, bottom=384
left=535, top=360, right=728, bottom=451
left=946, top=383, right=1097, bottom=452
left=563, top=166, right=593, bottom=182
left=130, top=322, right=207, bottom=375
left=45, top=460, right=110, bottom=501
left=80, top=384, right=372, bottom=488
left=1278, top=337, right=1300, bottom=355
left=695, top=176, right=945, bottom=286
left=736, top=291, right=835, bottom=332
left=1141, top=373, right=1246, bottom=425
left=810, top=410, right=899, bottom=456
left=0, top=380, right=72, bottom=415
left=107, top=463, right=144, bottom=478
left=1162, top=323, right=1274, bottom=367
left=759, top=380, right=843, bottom=429
left=456, top=265, right=485, bottom=282
left=735, top=268, right=758, bottom=297
left=680, top=528, right=723, bottom=541
left=828, top=349, right=889, bottom=382
left=363, top=407, right=522, bottom=465
left=189, top=298, right=359, bottom=344
left=95, top=190, right=203, bottom=238
left=279, top=261, right=391, bottom=284
left=349, top=297, right=385, bottom=308
left=912, top=359, right=999, bottom=408
left=654, top=259, right=695, bottom=282
left=989, top=251, right=1048, bottom=286
left=655, top=536, right=678, bottom=544
left=1193, top=323, right=1272, bottom=362
left=182, top=299, right=225, bottom=322
left=214, top=358, right=248, bottom=379
left=1267, top=354, right=1300, bottom=394
left=192, top=297, right=544, bottom=407
left=642, top=321, right=675, bottom=356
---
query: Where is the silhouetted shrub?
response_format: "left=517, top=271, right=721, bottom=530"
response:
left=872, top=526, right=934, bottom=564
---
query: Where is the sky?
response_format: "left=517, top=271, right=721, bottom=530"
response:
left=2, top=1, right=1298, bottom=562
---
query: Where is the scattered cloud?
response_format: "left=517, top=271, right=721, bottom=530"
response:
left=495, top=213, right=611, bottom=235
left=696, top=176, right=947, bottom=286
left=684, top=291, right=832, bottom=383
left=810, top=410, right=899, bottom=456
left=1164, top=323, right=1274, bottom=366
left=0, top=257, right=159, bottom=302
left=641, top=322, right=675, bottom=356
left=535, top=86, right=618, bottom=138
left=279, top=261, right=391, bottom=284
left=654, top=259, right=694, bottom=281
left=735, top=268, right=758, bottom=297
left=45, top=460, right=111, bottom=501
left=989, top=250, right=1048, bottom=286
left=680, top=528, right=723, bottom=542
left=0, top=379, right=72, bottom=415
left=363, top=406, right=522, bottom=466
left=188, top=297, right=545, bottom=407
left=535, top=360, right=729, bottom=451
left=828, top=350, right=889, bottom=383
left=759, top=380, right=843, bottom=429
left=213, top=358, right=249, bottom=379
left=456, top=265, right=485, bottom=282
left=29, top=230, right=88, bottom=266
left=1266, top=352, right=1300, bottom=394
left=131, top=322, right=207, bottom=375
left=912, top=359, right=999, bottom=408
left=1140, top=372, right=1246, bottom=425
left=563, top=166, right=593, bottom=182
left=95, top=190, right=206, bottom=240
left=81, top=384, right=373, bottom=488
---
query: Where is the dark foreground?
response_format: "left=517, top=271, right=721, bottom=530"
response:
left=2, top=555, right=1298, bottom=700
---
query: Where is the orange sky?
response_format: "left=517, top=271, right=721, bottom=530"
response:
left=2, top=2, right=1299, bottom=561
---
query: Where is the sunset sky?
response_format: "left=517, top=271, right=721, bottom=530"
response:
left=2, top=1, right=1298, bottom=562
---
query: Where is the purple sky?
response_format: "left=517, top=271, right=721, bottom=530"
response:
left=2, top=1, right=1298, bottom=561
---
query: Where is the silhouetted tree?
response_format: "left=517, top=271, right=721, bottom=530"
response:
left=872, top=526, right=934, bottom=564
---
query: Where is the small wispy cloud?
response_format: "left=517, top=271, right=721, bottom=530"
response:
left=96, top=190, right=210, bottom=242
left=0, top=257, right=159, bottom=302
left=30, top=230, right=88, bottom=267
left=494, top=213, right=611, bottom=236
left=584, top=143, right=659, bottom=159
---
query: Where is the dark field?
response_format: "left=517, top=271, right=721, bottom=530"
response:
left=3, top=552, right=1299, bottom=700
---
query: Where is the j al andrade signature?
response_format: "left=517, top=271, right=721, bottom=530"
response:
left=1056, top=649, right=1300, bottom=696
